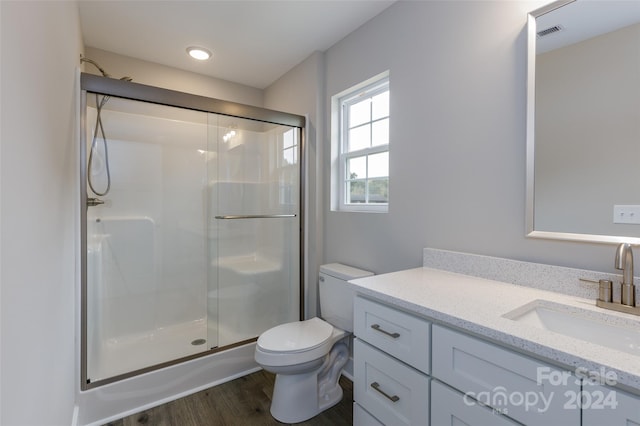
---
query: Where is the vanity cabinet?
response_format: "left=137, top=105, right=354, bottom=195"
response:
left=353, top=295, right=430, bottom=373
left=353, top=296, right=430, bottom=425
left=354, top=340, right=430, bottom=425
left=581, top=384, right=640, bottom=426
left=430, top=379, right=519, bottom=426
left=431, top=325, right=580, bottom=426
left=353, top=295, right=583, bottom=426
left=353, top=402, right=384, bottom=425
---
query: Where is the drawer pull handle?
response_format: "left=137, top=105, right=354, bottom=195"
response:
left=371, top=382, right=400, bottom=402
left=371, top=324, right=400, bottom=338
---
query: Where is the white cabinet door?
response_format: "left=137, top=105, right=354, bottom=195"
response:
left=432, top=325, right=580, bottom=426
left=431, top=380, right=519, bottom=426
left=582, top=384, right=640, bottom=426
left=354, top=339, right=430, bottom=426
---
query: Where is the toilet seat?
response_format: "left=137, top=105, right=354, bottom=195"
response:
left=255, top=317, right=346, bottom=368
left=257, top=317, right=333, bottom=354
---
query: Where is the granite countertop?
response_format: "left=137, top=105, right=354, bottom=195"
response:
left=348, top=267, right=640, bottom=394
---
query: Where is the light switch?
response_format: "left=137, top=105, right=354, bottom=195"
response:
left=613, top=205, right=640, bottom=224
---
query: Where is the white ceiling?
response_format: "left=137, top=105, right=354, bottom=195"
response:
left=536, top=0, right=640, bottom=54
left=78, top=0, right=396, bottom=89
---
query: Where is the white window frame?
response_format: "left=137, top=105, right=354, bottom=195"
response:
left=279, top=127, right=298, bottom=168
left=277, top=127, right=298, bottom=207
left=337, top=76, right=389, bottom=212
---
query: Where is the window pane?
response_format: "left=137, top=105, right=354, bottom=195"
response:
left=347, top=180, right=366, bottom=203
left=349, top=99, right=371, bottom=128
left=368, top=178, right=389, bottom=203
left=371, top=118, right=389, bottom=147
left=372, top=91, right=389, bottom=120
left=283, top=129, right=295, bottom=149
left=283, top=147, right=296, bottom=165
left=347, top=156, right=367, bottom=180
left=348, top=124, right=370, bottom=152
left=368, top=151, right=388, bottom=178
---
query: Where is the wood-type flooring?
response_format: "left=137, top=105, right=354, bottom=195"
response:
left=104, top=370, right=353, bottom=426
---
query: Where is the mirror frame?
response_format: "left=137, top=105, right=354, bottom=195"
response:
left=525, top=0, right=640, bottom=245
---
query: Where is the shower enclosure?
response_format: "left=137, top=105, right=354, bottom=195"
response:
left=80, top=74, right=304, bottom=388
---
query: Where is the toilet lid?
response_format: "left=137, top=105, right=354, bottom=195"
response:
left=257, top=318, right=333, bottom=354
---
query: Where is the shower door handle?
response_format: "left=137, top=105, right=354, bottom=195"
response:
left=214, top=214, right=297, bottom=219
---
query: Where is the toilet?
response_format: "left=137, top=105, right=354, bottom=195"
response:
left=254, top=263, right=374, bottom=423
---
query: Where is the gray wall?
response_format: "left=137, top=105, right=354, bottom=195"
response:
left=84, top=47, right=264, bottom=106
left=321, top=0, right=614, bottom=275
left=1, top=1, right=82, bottom=424
left=265, top=51, right=325, bottom=318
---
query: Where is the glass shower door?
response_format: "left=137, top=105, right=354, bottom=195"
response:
left=85, top=96, right=210, bottom=383
left=82, top=78, right=303, bottom=388
left=208, top=114, right=300, bottom=347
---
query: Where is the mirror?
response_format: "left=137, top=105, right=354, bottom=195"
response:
left=527, top=0, right=640, bottom=244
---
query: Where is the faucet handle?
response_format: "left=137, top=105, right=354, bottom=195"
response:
left=579, top=278, right=613, bottom=302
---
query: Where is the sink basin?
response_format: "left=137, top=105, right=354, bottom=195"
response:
left=503, top=300, right=640, bottom=356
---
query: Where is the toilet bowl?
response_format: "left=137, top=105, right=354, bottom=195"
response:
left=254, top=263, right=373, bottom=423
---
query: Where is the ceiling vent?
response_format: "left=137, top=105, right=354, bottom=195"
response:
left=537, top=25, right=564, bottom=38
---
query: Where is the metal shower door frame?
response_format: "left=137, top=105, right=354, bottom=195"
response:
left=79, top=73, right=305, bottom=390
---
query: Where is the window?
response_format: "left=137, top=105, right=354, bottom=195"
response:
left=281, top=128, right=297, bottom=167
left=278, top=127, right=298, bottom=206
left=336, top=76, right=389, bottom=212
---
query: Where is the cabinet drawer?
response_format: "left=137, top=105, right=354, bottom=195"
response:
left=353, top=402, right=384, bottom=426
left=354, top=339, right=430, bottom=426
left=431, top=380, right=518, bottom=426
left=354, top=296, right=430, bottom=373
left=432, top=325, right=580, bottom=426
left=582, top=384, right=640, bottom=425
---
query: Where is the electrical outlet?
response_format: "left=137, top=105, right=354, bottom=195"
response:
left=613, top=205, right=640, bottom=224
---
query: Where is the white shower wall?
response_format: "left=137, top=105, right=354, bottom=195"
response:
left=86, top=103, right=210, bottom=381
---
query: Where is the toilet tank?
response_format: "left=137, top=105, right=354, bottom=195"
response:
left=319, top=263, right=373, bottom=332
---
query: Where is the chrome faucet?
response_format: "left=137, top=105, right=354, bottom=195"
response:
left=615, top=243, right=635, bottom=306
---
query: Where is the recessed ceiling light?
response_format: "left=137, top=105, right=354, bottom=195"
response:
left=186, top=46, right=212, bottom=61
